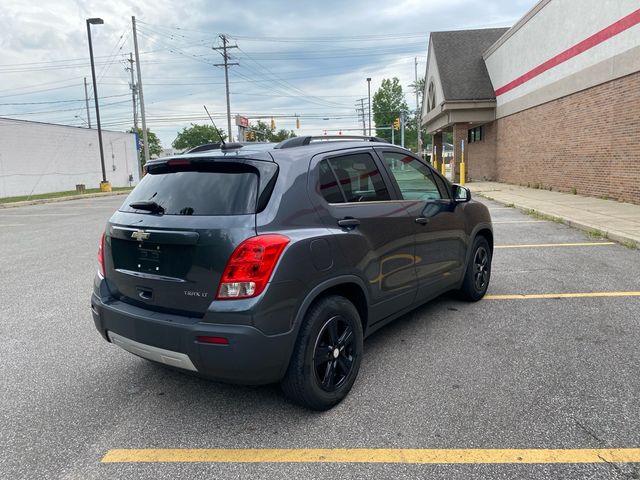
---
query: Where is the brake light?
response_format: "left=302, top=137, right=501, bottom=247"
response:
left=216, top=234, right=290, bottom=300
left=167, top=159, right=191, bottom=166
left=97, top=231, right=106, bottom=277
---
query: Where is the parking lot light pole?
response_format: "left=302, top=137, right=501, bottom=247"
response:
left=86, top=17, right=111, bottom=192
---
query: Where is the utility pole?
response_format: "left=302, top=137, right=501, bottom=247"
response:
left=366, top=78, right=372, bottom=136
left=355, top=98, right=367, bottom=135
left=213, top=34, right=238, bottom=142
left=132, top=16, right=149, bottom=168
left=414, top=57, right=423, bottom=156
left=83, top=77, right=92, bottom=128
left=400, top=110, right=405, bottom=148
left=127, top=53, right=138, bottom=131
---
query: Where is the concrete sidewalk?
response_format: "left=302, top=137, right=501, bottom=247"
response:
left=468, top=182, right=640, bottom=248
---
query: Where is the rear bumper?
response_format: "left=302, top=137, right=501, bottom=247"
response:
left=91, top=293, right=297, bottom=385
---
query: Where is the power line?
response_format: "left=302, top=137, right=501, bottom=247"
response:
left=0, top=93, right=130, bottom=106
left=0, top=99, right=131, bottom=117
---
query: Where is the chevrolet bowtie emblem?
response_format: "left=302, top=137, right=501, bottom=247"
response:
left=131, top=230, right=150, bottom=241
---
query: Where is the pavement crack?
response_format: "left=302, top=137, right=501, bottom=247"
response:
left=597, top=454, right=638, bottom=480
left=574, top=419, right=603, bottom=443
left=574, top=419, right=639, bottom=479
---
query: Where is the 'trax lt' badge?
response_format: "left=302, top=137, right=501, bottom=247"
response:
left=131, top=230, right=150, bottom=242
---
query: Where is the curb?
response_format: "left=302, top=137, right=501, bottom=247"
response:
left=0, top=190, right=131, bottom=209
left=475, top=191, right=640, bottom=249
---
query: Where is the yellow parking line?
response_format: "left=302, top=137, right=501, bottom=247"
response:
left=101, top=448, right=640, bottom=464
left=495, top=242, right=615, bottom=249
left=485, top=292, right=640, bottom=300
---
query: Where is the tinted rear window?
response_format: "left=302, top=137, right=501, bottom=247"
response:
left=121, top=170, right=258, bottom=215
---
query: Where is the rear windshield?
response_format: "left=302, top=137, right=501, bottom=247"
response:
left=120, top=170, right=258, bottom=216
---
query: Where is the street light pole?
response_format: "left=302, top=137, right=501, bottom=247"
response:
left=86, top=17, right=109, bottom=191
left=366, top=77, right=372, bottom=136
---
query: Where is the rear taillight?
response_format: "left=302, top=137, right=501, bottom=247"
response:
left=216, top=234, right=290, bottom=300
left=97, top=231, right=105, bottom=277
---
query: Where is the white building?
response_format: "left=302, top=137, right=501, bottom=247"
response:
left=0, top=118, right=139, bottom=198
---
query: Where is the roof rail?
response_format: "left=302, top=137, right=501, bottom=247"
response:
left=274, top=135, right=389, bottom=149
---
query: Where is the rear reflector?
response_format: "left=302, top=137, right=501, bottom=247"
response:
left=197, top=336, right=229, bottom=345
left=216, top=234, right=290, bottom=300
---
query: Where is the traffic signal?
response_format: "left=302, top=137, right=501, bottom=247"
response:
left=393, top=117, right=400, bottom=130
left=296, top=117, right=300, bottom=129
left=271, top=117, right=276, bottom=129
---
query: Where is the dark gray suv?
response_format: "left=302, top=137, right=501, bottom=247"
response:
left=91, top=136, right=493, bottom=410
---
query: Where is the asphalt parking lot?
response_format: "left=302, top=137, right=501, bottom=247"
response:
left=1, top=195, right=639, bottom=479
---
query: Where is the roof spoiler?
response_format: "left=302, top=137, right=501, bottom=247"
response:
left=274, top=135, right=389, bottom=149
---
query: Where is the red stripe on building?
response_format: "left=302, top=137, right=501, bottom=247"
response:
left=495, top=8, right=640, bottom=96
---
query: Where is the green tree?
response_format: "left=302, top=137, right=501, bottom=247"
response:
left=409, top=76, right=425, bottom=100
left=128, top=128, right=162, bottom=163
left=271, top=129, right=297, bottom=142
left=172, top=123, right=227, bottom=150
left=250, top=120, right=274, bottom=142
left=248, top=120, right=296, bottom=142
left=372, top=78, right=409, bottom=144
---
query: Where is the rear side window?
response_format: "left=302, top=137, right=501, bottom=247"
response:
left=319, top=152, right=390, bottom=203
left=121, top=169, right=258, bottom=215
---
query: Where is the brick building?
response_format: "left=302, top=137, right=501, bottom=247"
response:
left=421, top=0, right=640, bottom=203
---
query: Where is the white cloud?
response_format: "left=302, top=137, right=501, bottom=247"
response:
left=0, top=0, right=533, bottom=146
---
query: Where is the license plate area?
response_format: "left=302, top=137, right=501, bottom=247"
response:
left=137, top=244, right=162, bottom=273
left=111, top=238, right=193, bottom=278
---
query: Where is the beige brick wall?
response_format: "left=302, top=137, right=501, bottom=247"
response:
left=494, top=71, right=640, bottom=203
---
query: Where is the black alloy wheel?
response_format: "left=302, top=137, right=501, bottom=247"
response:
left=313, top=315, right=355, bottom=392
left=459, top=235, right=492, bottom=301
left=473, top=246, right=490, bottom=291
left=281, top=295, right=363, bottom=410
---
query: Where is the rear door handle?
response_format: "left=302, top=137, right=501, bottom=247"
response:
left=415, top=217, right=430, bottom=225
left=338, top=218, right=360, bottom=228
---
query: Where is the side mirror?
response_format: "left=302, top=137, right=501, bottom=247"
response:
left=452, top=184, right=471, bottom=203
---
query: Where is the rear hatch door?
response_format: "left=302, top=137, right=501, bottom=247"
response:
left=103, top=157, right=277, bottom=317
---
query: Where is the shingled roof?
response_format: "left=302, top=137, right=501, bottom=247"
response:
left=430, top=28, right=509, bottom=101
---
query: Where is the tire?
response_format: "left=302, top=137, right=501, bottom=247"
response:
left=281, top=295, right=363, bottom=411
left=459, top=235, right=492, bottom=301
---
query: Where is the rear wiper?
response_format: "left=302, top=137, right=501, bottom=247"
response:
left=129, top=200, right=165, bottom=214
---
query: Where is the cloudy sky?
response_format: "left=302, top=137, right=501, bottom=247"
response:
left=0, top=0, right=536, bottom=147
